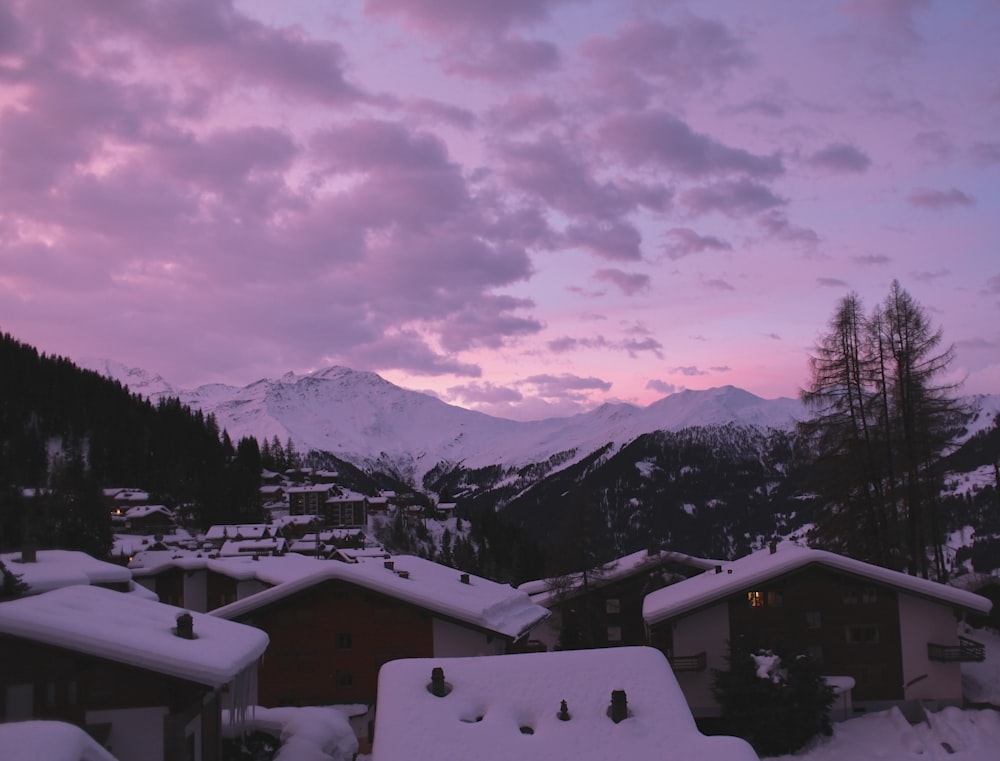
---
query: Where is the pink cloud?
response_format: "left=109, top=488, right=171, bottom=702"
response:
left=486, top=93, right=562, bottom=133
left=970, top=142, right=1000, bottom=165
left=757, top=211, right=820, bottom=248
left=907, top=187, right=975, bottom=209
left=818, top=277, right=850, bottom=288
left=806, top=142, right=872, bottom=173
left=662, top=228, right=732, bottom=260
left=646, top=379, right=679, bottom=394
left=593, top=268, right=651, bottom=296
left=402, top=98, right=478, bottom=129
left=519, top=373, right=613, bottom=397
left=598, top=110, right=783, bottom=178
left=672, top=365, right=709, bottom=377
left=565, top=221, right=643, bottom=261
left=441, top=36, right=561, bottom=82
left=446, top=381, right=524, bottom=404
left=682, top=179, right=785, bottom=218
left=364, top=0, right=580, bottom=36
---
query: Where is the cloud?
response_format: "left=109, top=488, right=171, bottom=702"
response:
left=543, top=333, right=661, bottom=359
left=757, top=211, right=820, bottom=247
left=402, top=98, right=478, bottom=129
left=346, top=331, right=482, bottom=377
left=446, top=381, right=524, bottom=404
left=806, top=142, right=872, bottom=173
left=662, top=228, right=733, bottom=260
left=519, top=373, right=613, bottom=398
left=702, top=278, right=735, bottom=292
left=364, top=0, right=580, bottom=36
left=838, top=0, right=931, bottom=58
left=486, top=93, right=562, bottom=133
left=441, top=36, right=562, bottom=82
left=911, top=269, right=949, bottom=283
left=852, top=254, right=891, bottom=266
left=672, top=365, right=708, bottom=377
left=621, top=337, right=664, bottom=359
left=682, top=179, right=785, bottom=217
left=710, top=365, right=732, bottom=373
left=582, top=16, right=750, bottom=93
left=912, top=131, right=955, bottom=161
left=818, top=277, right=850, bottom=287
left=970, top=141, right=1000, bottom=165
left=907, top=187, right=975, bottom=209
left=598, top=110, right=783, bottom=178
left=565, top=221, right=644, bottom=261
left=765, top=333, right=782, bottom=341
left=987, top=274, right=1000, bottom=294
left=593, top=268, right=651, bottom=296
left=646, top=379, right=679, bottom=394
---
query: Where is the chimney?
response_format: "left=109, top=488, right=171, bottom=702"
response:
left=384, top=560, right=395, bottom=571
left=397, top=570, right=410, bottom=579
left=460, top=573, right=470, bottom=585
left=557, top=699, right=571, bottom=721
left=175, top=612, right=195, bottom=640
left=609, top=690, right=629, bottom=723
left=714, top=565, right=723, bottom=574
left=427, top=666, right=452, bottom=697
left=19, top=545, right=37, bottom=564
left=769, top=541, right=778, bottom=555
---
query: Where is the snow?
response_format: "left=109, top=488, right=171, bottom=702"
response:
left=0, top=585, right=268, bottom=688
left=221, top=706, right=358, bottom=761
left=961, top=625, right=1000, bottom=705
left=212, top=554, right=548, bottom=640
left=129, top=551, right=328, bottom=586
left=0, top=549, right=132, bottom=594
left=0, top=720, right=119, bottom=761
left=643, top=543, right=993, bottom=626
left=371, top=646, right=758, bottom=761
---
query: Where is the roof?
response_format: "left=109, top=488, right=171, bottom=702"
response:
left=124, top=504, right=173, bottom=519
left=211, top=555, right=549, bottom=640
left=643, top=543, right=994, bottom=626
left=0, top=720, right=119, bottom=761
left=205, top=524, right=271, bottom=541
left=518, top=548, right=720, bottom=607
left=372, top=647, right=758, bottom=761
left=129, top=551, right=327, bottom=586
left=0, top=549, right=133, bottom=594
left=0, top=585, right=268, bottom=688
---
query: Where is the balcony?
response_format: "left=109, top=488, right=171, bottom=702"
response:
left=668, top=651, right=707, bottom=672
left=927, top=635, right=985, bottom=663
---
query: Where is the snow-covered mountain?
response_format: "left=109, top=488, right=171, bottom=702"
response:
left=80, top=361, right=805, bottom=483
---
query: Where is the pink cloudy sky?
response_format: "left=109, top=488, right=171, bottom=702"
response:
left=2, top=0, right=998, bottom=420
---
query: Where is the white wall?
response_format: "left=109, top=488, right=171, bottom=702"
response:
left=183, top=569, right=207, bottom=612
left=236, top=578, right=267, bottom=601
left=432, top=618, right=506, bottom=658
left=86, top=706, right=167, bottom=761
left=897, top=593, right=963, bottom=703
left=671, top=602, right=731, bottom=717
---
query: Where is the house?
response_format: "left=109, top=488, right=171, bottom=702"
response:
left=517, top=548, right=718, bottom=651
left=120, top=505, right=175, bottom=536
left=287, top=484, right=337, bottom=516
left=434, top=502, right=457, bottom=519
left=322, top=490, right=368, bottom=529
left=218, top=537, right=286, bottom=558
left=210, top=555, right=550, bottom=749
left=0, top=549, right=135, bottom=596
left=0, top=585, right=268, bottom=761
left=642, top=543, right=994, bottom=718
left=371, top=646, right=758, bottom=761
left=203, top=524, right=273, bottom=549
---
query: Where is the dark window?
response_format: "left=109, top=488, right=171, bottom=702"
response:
left=860, top=587, right=878, bottom=604
left=606, top=598, right=621, bottom=615
left=846, top=625, right=879, bottom=644
left=336, top=670, right=353, bottom=688
left=807, top=645, right=824, bottom=663
left=805, top=611, right=822, bottom=629
left=607, top=626, right=622, bottom=642
left=335, top=633, right=353, bottom=650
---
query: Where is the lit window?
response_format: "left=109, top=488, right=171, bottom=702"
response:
left=748, top=591, right=765, bottom=608
left=767, top=591, right=783, bottom=607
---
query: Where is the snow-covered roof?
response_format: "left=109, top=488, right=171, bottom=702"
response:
left=205, top=523, right=271, bottom=541
left=518, top=548, right=720, bottom=607
left=0, top=720, right=119, bottom=761
left=326, top=489, right=366, bottom=503
left=218, top=538, right=286, bottom=557
left=287, top=484, right=336, bottom=494
left=0, top=585, right=268, bottom=687
left=124, top=504, right=173, bottom=519
left=0, top=549, right=132, bottom=594
left=372, top=647, right=758, bottom=761
left=211, top=555, right=549, bottom=640
left=643, top=544, right=994, bottom=626
left=129, top=551, right=326, bottom=586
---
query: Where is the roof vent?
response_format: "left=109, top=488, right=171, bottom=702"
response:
left=384, top=560, right=395, bottom=571
left=769, top=541, right=778, bottom=554
left=175, top=612, right=195, bottom=640
left=397, top=570, right=410, bottom=579
left=557, top=699, right=571, bottom=721
left=608, top=690, right=629, bottom=723
left=714, top=565, right=723, bottom=574
left=460, top=573, right=470, bottom=584
left=427, top=666, right=452, bottom=697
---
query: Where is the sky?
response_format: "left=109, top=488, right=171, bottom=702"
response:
left=1, top=0, right=998, bottom=421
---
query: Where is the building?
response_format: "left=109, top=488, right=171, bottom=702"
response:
left=371, top=646, right=758, bottom=761
left=518, top=548, right=718, bottom=651
left=0, top=585, right=268, bottom=761
left=210, top=555, right=549, bottom=748
left=0, top=549, right=135, bottom=596
left=642, top=543, right=993, bottom=717
left=287, top=484, right=337, bottom=517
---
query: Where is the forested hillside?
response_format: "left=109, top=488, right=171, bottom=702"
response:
left=0, top=333, right=263, bottom=556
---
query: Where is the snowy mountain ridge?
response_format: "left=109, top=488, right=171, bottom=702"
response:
left=81, top=360, right=808, bottom=483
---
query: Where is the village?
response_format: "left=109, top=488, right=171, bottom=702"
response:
left=1, top=467, right=997, bottom=761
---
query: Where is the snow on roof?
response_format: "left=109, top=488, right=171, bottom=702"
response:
left=218, top=538, right=286, bottom=557
left=643, top=543, right=994, bottom=626
left=326, top=490, right=365, bottom=503
left=372, top=647, right=758, bottom=761
left=211, top=555, right=549, bottom=640
left=221, top=706, right=358, bottom=761
left=287, top=484, right=336, bottom=494
left=0, top=720, right=119, bottom=761
left=128, top=551, right=326, bottom=586
left=0, top=585, right=268, bottom=687
left=205, top=524, right=271, bottom=540
left=518, top=548, right=720, bottom=607
left=0, top=549, right=132, bottom=594
left=124, top=504, right=173, bottom=519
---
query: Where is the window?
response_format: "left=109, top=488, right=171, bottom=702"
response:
left=336, top=670, right=354, bottom=688
left=335, top=633, right=353, bottom=650
left=843, top=590, right=859, bottom=605
left=846, top=625, right=879, bottom=644
left=767, top=591, right=783, bottom=607
left=607, top=626, right=622, bottom=642
left=860, top=587, right=878, bottom=604
left=806, top=645, right=824, bottom=663
left=606, top=598, right=621, bottom=615
left=805, top=611, right=822, bottom=629
left=748, top=590, right=765, bottom=608
left=747, top=590, right=782, bottom=608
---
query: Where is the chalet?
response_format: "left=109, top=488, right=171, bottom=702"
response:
left=322, top=490, right=367, bottom=529
left=287, top=484, right=337, bottom=516
left=642, top=544, right=993, bottom=718
left=203, top=524, right=273, bottom=550
left=366, top=496, right=390, bottom=515
left=434, top=502, right=457, bottom=519
left=210, top=555, right=550, bottom=749
left=518, top=548, right=718, bottom=651
left=372, top=646, right=758, bottom=761
left=120, top=505, right=175, bottom=536
left=259, top=470, right=284, bottom=486
left=218, top=537, right=286, bottom=558
left=0, top=585, right=268, bottom=761
left=259, top=484, right=286, bottom=505
left=0, top=549, right=134, bottom=595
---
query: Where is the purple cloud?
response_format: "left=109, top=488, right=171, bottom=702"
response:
left=912, top=269, right=949, bottom=283
left=598, top=110, right=783, bottom=178
left=662, top=228, right=732, bottom=260
left=646, top=379, right=679, bottom=394
left=907, top=187, right=975, bottom=209
left=913, top=131, right=955, bottom=161
left=520, top=373, right=613, bottom=396
left=758, top=211, right=820, bottom=247
left=442, top=36, right=561, bottom=82
left=565, top=221, right=643, bottom=261
left=621, top=338, right=664, bottom=359
left=403, top=98, right=478, bottom=129
left=364, top=0, right=580, bottom=36
left=682, top=179, right=786, bottom=218
left=970, top=142, right=1000, bottom=165
left=702, top=278, right=735, bottom=292
left=818, top=277, right=850, bottom=287
left=593, top=269, right=651, bottom=296
left=852, top=254, right=891, bottom=266
left=807, top=142, right=872, bottom=173
left=347, top=332, right=482, bottom=377
left=672, top=366, right=709, bottom=377
left=486, top=93, right=562, bottom=133
left=988, top=274, right=1000, bottom=294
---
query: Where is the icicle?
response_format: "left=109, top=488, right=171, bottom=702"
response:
left=227, top=662, right=259, bottom=733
